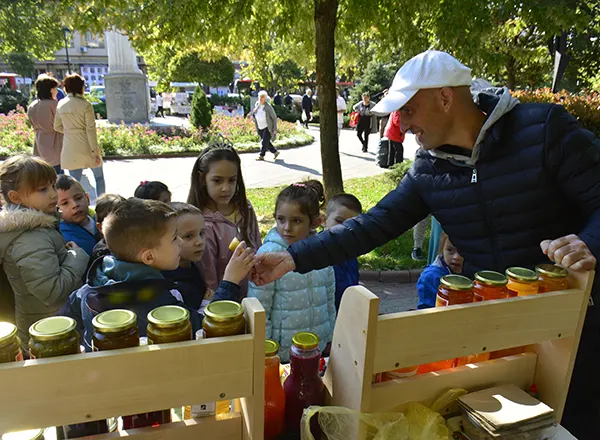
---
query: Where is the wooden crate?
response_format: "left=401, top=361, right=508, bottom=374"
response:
left=0, top=298, right=266, bottom=440
left=324, top=270, right=594, bottom=421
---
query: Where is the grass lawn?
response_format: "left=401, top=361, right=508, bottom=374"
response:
left=246, top=172, right=429, bottom=271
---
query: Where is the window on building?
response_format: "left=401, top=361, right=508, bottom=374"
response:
left=83, top=32, right=105, bottom=48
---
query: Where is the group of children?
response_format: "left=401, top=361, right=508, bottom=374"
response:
left=0, top=144, right=365, bottom=359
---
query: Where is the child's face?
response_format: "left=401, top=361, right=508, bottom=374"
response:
left=57, top=186, right=90, bottom=225
left=177, top=213, right=206, bottom=265
left=205, top=160, right=238, bottom=209
left=10, top=181, right=58, bottom=215
left=443, top=238, right=464, bottom=274
left=158, top=191, right=172, bottom=204
left=325, top=204, right=360, bottom=229
left=146, top=218, right=182, bottom=270
left=276, top=202, right=314, bottom=245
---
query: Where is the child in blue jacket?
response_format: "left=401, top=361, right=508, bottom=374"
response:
left=416, top=232, right=464, bottom=309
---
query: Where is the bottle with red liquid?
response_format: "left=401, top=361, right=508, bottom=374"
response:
left=284, top=332, right=325, bottom=436
left=264, top=340, right=285, bottom=440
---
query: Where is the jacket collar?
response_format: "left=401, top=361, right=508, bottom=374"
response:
left=0, top=205, right=58, bottom=233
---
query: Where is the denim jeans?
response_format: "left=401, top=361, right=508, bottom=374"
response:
left=258, top=128, right=277, bottom=157
left=69, top=166, right=106, bottom=196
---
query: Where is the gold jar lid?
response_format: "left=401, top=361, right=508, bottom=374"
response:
left=92, top=309, right=137, bottom=333
left=506, top=267, right=538, bottom=282
left=292, top=332, right=319, bottom=350
left=147, top=305, right=190, bottom=328
left=440, top=274, right=473, bottom=291
left=535, top=264, right=568, bottom=279
left=0, top=322, right=18, bottom=348
left=204, top=301, right=243, bottom=323
left=2, top=429, right=44, bottom=440
left=29, top=316, right=76, bottom=341
left=475, top=270, right=508, bottom=286
left=265, top=339, right=279, bottom=357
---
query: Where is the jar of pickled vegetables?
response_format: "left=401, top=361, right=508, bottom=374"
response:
left=2, top=428, right=45, bottom=440
left=92, top=309, right=139, bottom=351
left=473, top=271, right=508, bottom=302
left=506, top=267, right=539, bottom=297
left=536, top=264, right=569, bottom=293
left=28, top=316, right=80, bottom=359
left=147, top=305, right=192, bottom=344
left=436, top=275, right=474, bottom=306
left=0, top=322, right=23, bottom=363
left=203, top=301, right=246, bottom=338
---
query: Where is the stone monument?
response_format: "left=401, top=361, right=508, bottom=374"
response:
left=104, top=30, right=150, bottom=124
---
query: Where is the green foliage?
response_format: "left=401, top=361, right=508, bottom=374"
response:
left=92, top=102, right=107, bottom=120
left=190, top=87, right=212, bottom=129
left=0, top=89, right=28, bottom=115
left=171, top=53, right=235, bottom=86
left=6, top=53, right=34, bottom=78
left=513, top=88, right=600, bottom=136
left=209, top=95, right=251, bottom=115
left=350, top=59, right=398, bottom=107
left=273, top=105, right=300, bottom=123
left=386, top=160, right=414, bottom=185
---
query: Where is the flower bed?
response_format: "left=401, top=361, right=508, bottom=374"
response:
left=0, top=108, right=313, bottom=158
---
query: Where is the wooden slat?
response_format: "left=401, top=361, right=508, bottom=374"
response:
left=374, top=289, right=585, bottom=374
left=239, top=297, right=266, bottom=440
left=0, top=336, right=253, bottom=433
left=369, top=353, right=537, bottom=414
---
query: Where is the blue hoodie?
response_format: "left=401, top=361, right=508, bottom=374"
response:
left=416, top=255, right=452, bottom=309
left=59, top=219, right=101, bottom=256
left=60, top=256, right=203, bottom=351
left=333, top=259, right=359, bottom=311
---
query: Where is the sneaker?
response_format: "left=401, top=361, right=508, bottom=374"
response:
left=411, top=248, right=425, bottom=261
left=273, top=151, right=280, bottom=160
left=256, top=155, right=265, bottom=161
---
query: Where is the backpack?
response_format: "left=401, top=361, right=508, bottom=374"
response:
left=376, top=137, right=396, bottom=169
left=349, top=111, right=359, bottom=128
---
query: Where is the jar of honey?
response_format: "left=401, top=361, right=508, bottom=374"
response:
left=536, top=264, right=569, bottom=293
left=203, top=301, right=246, bottom=338
left=506, top=267, right=539, bottom=297
left=436, top=275, right=474, bottom=306
left=0, top=322, right=23, bottom=363
left=29, top=316, right=80, bottom=359
left=92, top=309, right=139, bottom=351
left=147, top=306, right=192, bottom=344
left=474, top=271, right=508, bottom=301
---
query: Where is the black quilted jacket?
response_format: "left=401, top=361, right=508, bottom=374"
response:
left=289, top=94, right=600, bottom=279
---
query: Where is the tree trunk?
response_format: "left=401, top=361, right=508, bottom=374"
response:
left=314, top=0, right=343, bottom=200
left=506, top=55, right=517, bottom=90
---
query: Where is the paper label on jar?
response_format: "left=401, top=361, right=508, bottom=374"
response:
left=195, top=329, right=205, bottom=340
left=15, top=350, right=23, bottom=361
left=435, top=294, right=449, bottom=307
left=191, top=402, right=216, bottom=417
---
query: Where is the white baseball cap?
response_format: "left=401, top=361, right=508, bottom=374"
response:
left=371, top=50, right=473, bottom=116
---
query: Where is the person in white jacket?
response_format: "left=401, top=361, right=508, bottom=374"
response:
left=336, top=89, right=347, bottom=138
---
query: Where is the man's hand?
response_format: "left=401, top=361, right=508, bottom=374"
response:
left=223, top=241, right=256, bottom=285
left=540, top=234, right=596, bottom=271
left=249, top=252, right=296, bottom=286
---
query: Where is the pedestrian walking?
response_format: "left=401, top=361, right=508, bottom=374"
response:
left=336, top=89, right=347, bottom=138
left=155, top=92, right=165, bottom=118
left=353, top=93, right=377, bottom=152
left=250, top=90, right=280, bottom=161
left=301, top=89, right=313, bottom=129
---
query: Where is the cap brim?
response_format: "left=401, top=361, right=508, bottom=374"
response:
left=371, top=89, right=418, bottom=116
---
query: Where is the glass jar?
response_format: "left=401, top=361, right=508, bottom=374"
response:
left=506, top=267, right=539, bottom=297
left=92, top=309, right=139, bottom=351
left=29, top=316, right=80, bottom=359
left=202, top=301, right=246, bottom=338
left=264, top=340, right=286, bottom=440
left=284, top=333, right=324, bottom=436
left=474, top=271, right=509, bottom=302
left=536, top=264, right=569, bottom=293
left=436, top=275, right=474, bottom=306
left=2, top=428, right=45, bottom=440
left=0, top=322, right=23, bottom=363
left=147, top=305, right=192, bottom=344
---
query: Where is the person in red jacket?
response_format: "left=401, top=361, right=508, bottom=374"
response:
left=384, top=110, right=405, bottom=163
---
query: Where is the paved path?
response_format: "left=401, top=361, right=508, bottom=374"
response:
left=80, top=121, right=420, bottom=203
left=360, top=280, right=418, bottom=314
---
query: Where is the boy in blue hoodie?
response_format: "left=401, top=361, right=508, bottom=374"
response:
left=61, top=198, right=254, bottom=350
left=324, top=193, right=363, bottom=311
left=57, top=174, right=100, bottom=256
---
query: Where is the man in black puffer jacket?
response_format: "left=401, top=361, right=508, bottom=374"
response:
left=250, top=51, right=600, bottom=439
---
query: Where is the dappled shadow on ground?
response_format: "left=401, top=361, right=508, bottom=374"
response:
left=340, top=151, right=377, bottom=162
left=268, top=159, right=322, bottom=176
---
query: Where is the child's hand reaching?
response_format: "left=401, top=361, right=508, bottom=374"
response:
left=223, top=241, right=256, bottom=285
left=65, top=241, right=80, bottom=250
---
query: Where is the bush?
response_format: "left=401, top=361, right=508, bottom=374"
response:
left=273, top=104, right=300, bottom=123
left=512, top=89, right=600, bottom=136
left=0, top=89, right=28, bottom=115
left=386, top=160, right=413, bottom=185
left=310, top=110, right=320, bottom=124
left=209, top=95, right=251, bottom=115
left=190, top=87, right=212, bottom=129
left=92, top=102, right=107, bottom=119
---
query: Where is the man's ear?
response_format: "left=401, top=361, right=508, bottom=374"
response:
left=96, top=222, right=103, bottom=235
left=139, top=248, right=155, bottom=266
left=7, top=190, right=22, bottom=205
left=439, top=87, right=454, bottom=112
left=85, top=193, right=90, bottom=204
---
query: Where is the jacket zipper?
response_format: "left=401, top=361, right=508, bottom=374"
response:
left=471, top=166, right=499, bottom=268
left=471, top=168, right=478, bottom=184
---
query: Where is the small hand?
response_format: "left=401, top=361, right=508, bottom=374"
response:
left=249, top=251, right=296, bottom=286
left=65, top=241, right=80, bottom=250
left=223, top=241, right=256, bottom=285
left=540, top=234, right=596, bottom=271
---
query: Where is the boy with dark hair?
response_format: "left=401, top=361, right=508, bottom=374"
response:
left=57, top=174, right=100, bottom=255
left=91, top=193, right=125, bottom=260
left=325, top=193, right=363, bottom=310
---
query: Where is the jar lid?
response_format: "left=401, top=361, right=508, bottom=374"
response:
left=265, top=339, right=279, bottom=357
left=0, top=322, right=18, bottom=348
left=475, top=270, right=508, bottom=286
left=535, top=264, right=568, bottom=279
left=147, top=305, right=190, bottom=328
left=506, top=267, right=538, bottom=282
left=92, top=309, right=137, bottom=333
left=440, top=274, right=473, bottom=291
left=204, top=301, right=243, bottom=323
left=292, top=332, right=319, bottom=350
left=29, top=316, right=76, bottom=341
left=2, top=429, right=44, bottom=440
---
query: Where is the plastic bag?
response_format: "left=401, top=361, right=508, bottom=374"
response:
left=405, top=403, right=450, bottom=440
